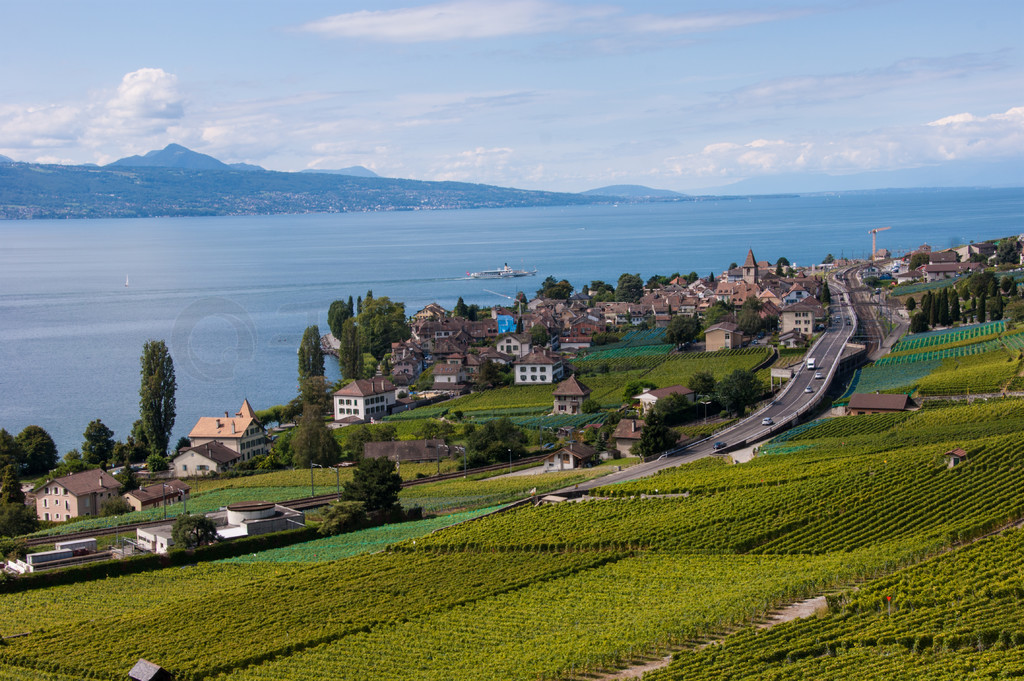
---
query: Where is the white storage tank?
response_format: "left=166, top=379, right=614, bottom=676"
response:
left=226, top=501, right=276, bottom=525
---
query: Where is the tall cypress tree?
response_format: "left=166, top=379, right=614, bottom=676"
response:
left=929, top=291, right=939, bottom=327
left=978, top=294, right=987, bottom=323
left=139, top=340, right=176, bottom=456
left=991, top=292, right=1004, bottom=321
left=298, top=325, right=325, bottom=379
left=339, top=318, right=362, bottom=380
left=938, top=288, right=951, bottom=327
left=949, top=289, right=961, bottom=324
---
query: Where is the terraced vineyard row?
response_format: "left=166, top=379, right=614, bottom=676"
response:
left=889, top=321, right=1005, bottom=353
left=0, top=552, right=615, bottom=680
left=405, top=430, right=1024, bottom=556
left=222, top=506, right=503, bottom=564
left=225, top=550, right=899, bottom=681
left=647, top=529, right=1024, bottom=681
left=572, top=344, right=675, bottom=372
left=399, top=463, right=636, bottom=512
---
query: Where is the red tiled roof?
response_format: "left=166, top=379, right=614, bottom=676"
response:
left=552, top=375, right=591, bottom=397
left=334, top=377, right=396, bottom=397
left=848, top=393, right=910, bottom=411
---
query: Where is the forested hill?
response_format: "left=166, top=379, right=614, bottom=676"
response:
left=0, top=163, right=607, bottom=219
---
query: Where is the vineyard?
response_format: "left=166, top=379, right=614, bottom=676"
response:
left=888, top=320, right=1005, bottom=353
left=839, top=320, right=1024, bottom=398
left=571, top=343, right=675, bottom=372
left=7, top=397, right=1024, bottom=680
left=646, top=529, right=1024, bottom=681
left=399, top=461, right=637, bottom=512
left=0, top=552, right=617, bottom=680
left=221, top=506, right=503, bottom=563
left=221, top=550, right=898, bottom=681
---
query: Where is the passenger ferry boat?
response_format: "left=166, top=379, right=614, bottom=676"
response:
left=466, top=263, right=537, bottom=279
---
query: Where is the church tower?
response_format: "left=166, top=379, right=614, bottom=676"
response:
left=742, top=249, right=758, bottom=285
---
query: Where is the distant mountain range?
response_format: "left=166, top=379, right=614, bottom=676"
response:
left=108, top=143, right=233, bottom=171
left=300, top=166, right=379, bottom=178
left=581, top=184, right=687, bottom=199
left=700, top=158, right=1024, bottom=195
left=0, top=145, right=605, bottom=219
left=0, top=143, right=1018, bottom=219
left=106, top=145, right=382, bottom=179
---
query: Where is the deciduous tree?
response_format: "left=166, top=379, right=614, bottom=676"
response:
left=291, top=406, right=342, bottom=469
left=615, top=273, right=644, bottom=303
left=689, top=370, right=716, bottom=397
left=666, top=315, right=701, bottom=346
left=357, top=296, right=409, bottom=361
left=318, top=500, right=367, bottom=536
left=0, top=502, right=37, bottom=537
left=15, top=426, right=57, bottom=476
left=714, top=369, right=762, bottom=416
left=81, top=419, right=115, bottom=466
left=342, top=457, right=403, bottom=514
left=0, top=429, right=24, bottom=473
left=171, top=513, right=218, bottom=549
left=1, top=465, right=24, bottom=505
left=632, top=411, right=676, bottom=459
left=100, top=497, right=132, bottom=517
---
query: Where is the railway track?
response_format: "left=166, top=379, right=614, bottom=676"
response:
left=23, top=454, right=549, bottom=546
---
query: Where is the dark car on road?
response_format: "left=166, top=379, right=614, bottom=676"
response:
left=713, top=441, right=727, bottom=450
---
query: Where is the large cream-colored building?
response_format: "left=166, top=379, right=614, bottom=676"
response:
left=704, top=322, right=743, bottom=352
left=35, top=469, right=121, bottom=521
left=187, top=399, right=268, bottom=461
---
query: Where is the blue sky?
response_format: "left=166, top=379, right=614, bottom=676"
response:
left=0, top=0, right=1021, bottom=192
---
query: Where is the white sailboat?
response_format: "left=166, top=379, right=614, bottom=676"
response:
left=125, top=275, right=129, bottom=287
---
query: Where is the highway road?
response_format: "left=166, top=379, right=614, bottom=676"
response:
left=565, top=272, right=860, bottom=493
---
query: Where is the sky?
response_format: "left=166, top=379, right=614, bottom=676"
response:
left=0, top=0, right=1021, bottom=192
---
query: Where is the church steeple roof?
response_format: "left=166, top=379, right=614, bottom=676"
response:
left=743, top=249, right=757, bottom=268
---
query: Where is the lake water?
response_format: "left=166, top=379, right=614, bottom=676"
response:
left=1, top=187, right=1021, bottom=454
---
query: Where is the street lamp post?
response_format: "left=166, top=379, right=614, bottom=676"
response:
left=332, top=464, right=341, bottom=499
left=161, top=482, right=167, bottom=520
left=508, top=448, right=512, bottom=474
left=310, top=463, right=322, bottom=497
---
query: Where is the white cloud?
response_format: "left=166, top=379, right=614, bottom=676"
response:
left=663, top=106, right=1024, bottom=179
left=107, top=68, right=184, bottom=120
left=626, top=8, right=811, bottom=34
left=432, top=146, right=516, bottom=181
left=710, top=53, right=1007, bottom=110
left=0, top=104, right=82, bottom=147
left=300, top=1, right=605, bottom=42
left=299, top=1, right=806, bottom=43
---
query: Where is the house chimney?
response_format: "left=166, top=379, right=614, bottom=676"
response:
left=216, top=418, right=222, bottom=428
left=225, top=411, right=229, bottom=418
left=231, top=421, right=236, bottom=434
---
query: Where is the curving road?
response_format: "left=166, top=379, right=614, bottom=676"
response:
left=564, top=270, right=860, bottom=493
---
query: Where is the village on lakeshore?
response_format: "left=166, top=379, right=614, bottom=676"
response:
left=4, top=231, right=1024, bottom=680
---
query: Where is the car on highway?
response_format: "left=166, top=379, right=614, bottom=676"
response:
left=814, top=371, right=824, bottom=379
left=804, top=386, right=814, bottom=393
left=761, top=417, right=774, bottom=426
left=713, top=441, right=727, bottom=450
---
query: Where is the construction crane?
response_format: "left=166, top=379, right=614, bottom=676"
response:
left=869, top=226, right=892, bottom=260
left=483, top=289, right=526, bottom=314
